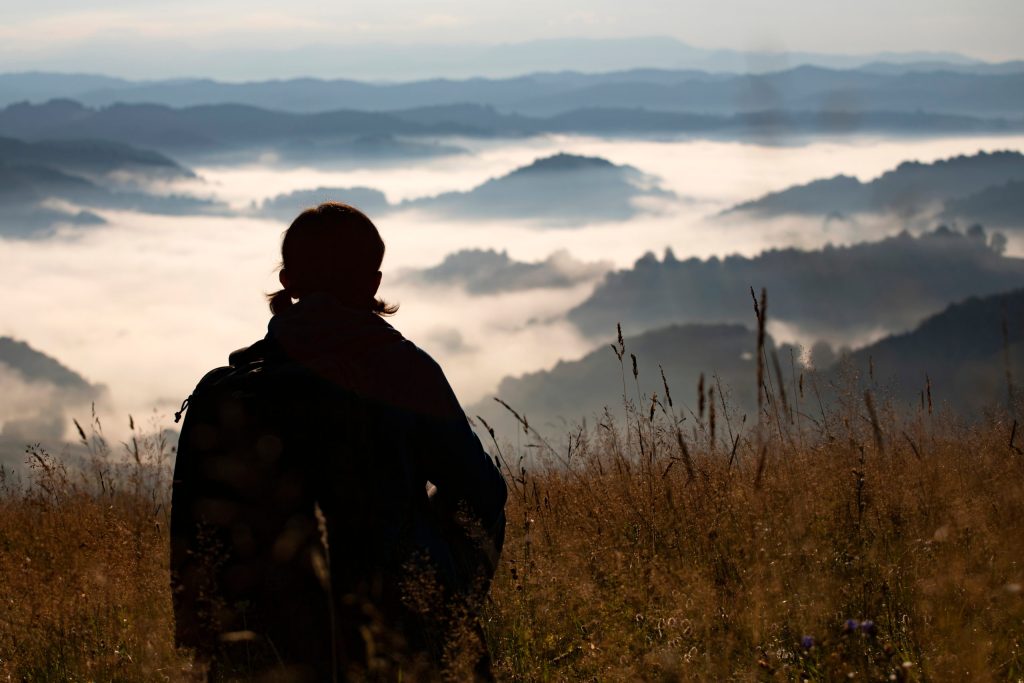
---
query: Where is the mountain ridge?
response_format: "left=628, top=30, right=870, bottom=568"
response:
left=0, top=36, right=989, bottom=83
left=2, top=100, right=1018, bottom=160
left=568, top=226, right=1024, bottom=340
left=0, top=135, right=221, bottom=237
left=0, top=336, right=106, bottom=446
left=3, top=64, right=1023, bottom=117
left=727, top=150, right=1024, bottom=219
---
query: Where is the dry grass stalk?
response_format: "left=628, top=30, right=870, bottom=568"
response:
left=2, top=330, right=1024, bottom=681
left=864, top=390, right=886, bottom=456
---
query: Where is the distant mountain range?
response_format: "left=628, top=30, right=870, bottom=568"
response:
left=257, top=153, right=675, bottom=226
left=726, top=151, right=1024, bottom=222
left=472, top=286, right=1024, bottom=435
left=1, top=37, right=1014, bottom=94
left=0, top=100, right=431, bottom=154
left=0, top=99, right=1020, bottom=161
left=568, top=226, right=1024, bottom=341
left=4, top=65, right=1024, bottom=117
left=0, top=136, right=220, bottom=237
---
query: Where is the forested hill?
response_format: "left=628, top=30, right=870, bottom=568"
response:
left=473, top=287, right=1024, bottom=436
left=727, top=150, right=1024, bottom=218
left=0, top=337, right=105, bottom=451
left=568, top=226, right=1022, bottom=341
left=827, top=288, right=1024, bottom=415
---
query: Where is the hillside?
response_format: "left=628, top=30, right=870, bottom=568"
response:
left=0, top=136, right=222, bottom=237
left=727, top=150, right=1024, bottom=219
left=470, top=323, right=775, bottom=434
left=941, top=180, right=1024, bottom=228
left=406, top=153, right=674, bottom=224
left=0, top=136, right=187, bottom=178
left=831, top=288, right=1024, bottom=415
left=0, top=337, right=104, bottom=457
left=0, top=163, right=222, bottom=237
left=474, top=286, right=1024, bottom=434
left=0, top=337, right=94, bottom=392
left=0, top=162, right=111, bottom=237
left=568, top=226, right=1023, bottom=340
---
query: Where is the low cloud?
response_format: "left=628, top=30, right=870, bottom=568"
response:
left=0, top=348, right=106, bottom=444
left=399, top=248, right=611, bottom=294
left=3, top=133, right=1021, bottom=444
left=423, top=327, right=475, bottom=355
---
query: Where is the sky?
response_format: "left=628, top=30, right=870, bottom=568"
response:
left=0, top=0, right=1022, bottom=80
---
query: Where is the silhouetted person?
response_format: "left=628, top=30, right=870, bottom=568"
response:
left=170, top=202, right=507, bottom=681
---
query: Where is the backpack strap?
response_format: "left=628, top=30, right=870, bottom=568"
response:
left=174, top=338, right=287, bottom=423
left=172, top=365, right=235, bottom=423
left=228, top=338, right=287, bottom=368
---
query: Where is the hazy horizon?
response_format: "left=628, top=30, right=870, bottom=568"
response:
left=1, top=27, right=1022, bottom=82
left=0, top=37, right=1014, bottom=83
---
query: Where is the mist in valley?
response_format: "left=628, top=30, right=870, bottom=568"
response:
left=4, top=130, right=1024, bottom=449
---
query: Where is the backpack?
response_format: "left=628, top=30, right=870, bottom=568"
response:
left=170, top=342, right=504, bottom=678
left=170, top=349, right=417, bottom=676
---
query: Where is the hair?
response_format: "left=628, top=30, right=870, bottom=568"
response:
left=268, top=202, right=398, bottom=316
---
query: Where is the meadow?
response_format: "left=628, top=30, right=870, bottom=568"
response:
left=2, top=315, right=1023, bottom=683
left=5, top=13, right=1024, bottom=682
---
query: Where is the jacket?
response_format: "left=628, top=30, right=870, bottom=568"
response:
left=170, top=292, right=507, bottom=670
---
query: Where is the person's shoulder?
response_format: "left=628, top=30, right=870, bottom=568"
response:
left=382, top=336, right=463, bottom=412
left=386, top=337, right=446, bottom=381
left=404, top=338, right=443, bottom=368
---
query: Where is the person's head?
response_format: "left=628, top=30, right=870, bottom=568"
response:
left=268, top=202, right=398, bottom=316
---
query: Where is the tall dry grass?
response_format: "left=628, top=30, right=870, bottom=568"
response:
left=483, top=395, right=1024, bottom=681
left=0, top=412, right=199, bottom=681
left=1, top=339, right=1023, bottom=680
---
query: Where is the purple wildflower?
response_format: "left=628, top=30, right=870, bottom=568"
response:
left=801, top=635, right=815, bottom=649
left=843, top=619, right=860, bottom=633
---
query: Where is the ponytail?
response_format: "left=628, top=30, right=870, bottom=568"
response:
left=269, top=288, right=397, bottom=317
left=372, top=296, right=399, bottom=316
left=268, top=288, right=294, bottom=314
